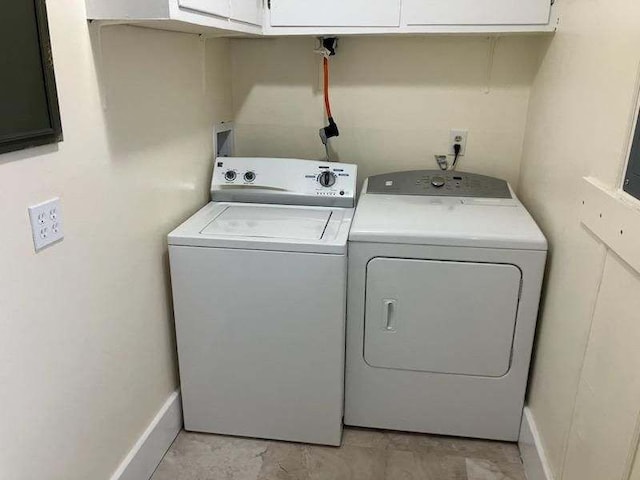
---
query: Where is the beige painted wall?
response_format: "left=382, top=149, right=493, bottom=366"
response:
left=230, top=36, right=546, bottom=187
left=0, top=2, right=231, bottom=479
left=518, top=0, right=640, bottom=478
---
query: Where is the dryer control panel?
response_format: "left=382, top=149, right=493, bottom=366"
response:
left=367, top=170, right=511, bottom=199
left=211, top=157, right=358, bottom=208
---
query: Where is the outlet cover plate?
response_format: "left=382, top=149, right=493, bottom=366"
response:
left=28, top=198, right=64, bottom=251
left=449, top=129, right=468, bottom=156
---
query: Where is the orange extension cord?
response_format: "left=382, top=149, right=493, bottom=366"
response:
left=323, top=57, right=332, bottom=119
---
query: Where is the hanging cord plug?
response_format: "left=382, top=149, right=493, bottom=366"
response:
left=320, top=116, right=339, bottom=146
left=320, top=56, right=339, bottom=142
left=451, top=143, right=462, bottom=170
left=319, top=116, right=339, bottom=161
left=435, top=155, right=448, bottom=171
left=316, top=38, right=339, bottom=161
left=434, top=143, right=461, bottom=171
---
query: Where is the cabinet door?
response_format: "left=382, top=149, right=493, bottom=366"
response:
left=230, top=0, right=262, bottom=25
left=270, top=0, right=401, bottom=27
left=403, top=0, right=551, bottom=25
left=178, top=0, right=230, bottom=17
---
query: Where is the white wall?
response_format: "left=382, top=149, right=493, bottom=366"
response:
left=0, top=2, right=232, bottom=479
left=518, top=0, right=640, bottom=478
left=230, top=36, right=546, bottom=187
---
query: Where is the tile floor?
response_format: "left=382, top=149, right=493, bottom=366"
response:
left=151, top=428, right=526, bottom=480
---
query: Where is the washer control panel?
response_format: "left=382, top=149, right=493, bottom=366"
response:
left=367, top=170, right=511, bottom=198
left=212, top=157, right=358, bottom=207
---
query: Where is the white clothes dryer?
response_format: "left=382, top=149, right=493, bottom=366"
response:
left=344, top=170, right=547, bottom=441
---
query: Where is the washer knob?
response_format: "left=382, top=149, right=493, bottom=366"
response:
left=318, top=171, right=337, bottom=188
left=431, top=176, right=446, bottom=188
left=224, top=170, right=237, bottom=182
left=244, top=171, right=256, bottom=182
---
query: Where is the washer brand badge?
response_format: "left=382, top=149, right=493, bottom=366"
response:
left=217, top=162, right=224, bottom=167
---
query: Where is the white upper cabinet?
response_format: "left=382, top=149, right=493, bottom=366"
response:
left=178, top=0, right=230, bottom=17
left=403, top=0, right=551, bottom=26
left=269, top=0, right=402, bottom=27
left=85, top=0, right=262, bottom=35
left=230, top=0, right=263, bottom=26
left=85, top=0, right=557, bottom=35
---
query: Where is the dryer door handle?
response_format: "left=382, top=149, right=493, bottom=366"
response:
left=383, top=299, right=397, bottom=332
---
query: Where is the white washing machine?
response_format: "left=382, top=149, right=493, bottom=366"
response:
left=344, top=170, right=547, bottom=441
left=168, top=157, right=357, bottom=446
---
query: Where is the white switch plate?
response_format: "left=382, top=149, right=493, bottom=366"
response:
left=449, top=129, right=468, bottom=156
left=28, top=198, right=64, bottom=251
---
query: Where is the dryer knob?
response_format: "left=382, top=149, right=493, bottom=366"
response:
left=224, top=170, right=237, bottom=182
left=431, top=176, right=446, bottom=188
left=318, top=171, right=337, bottom=188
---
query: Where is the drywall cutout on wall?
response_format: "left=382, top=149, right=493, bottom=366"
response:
left=215, top=122, right=235, bottom=157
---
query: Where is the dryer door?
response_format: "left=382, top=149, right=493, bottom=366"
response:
left=364, top=258, right=521, bottom=377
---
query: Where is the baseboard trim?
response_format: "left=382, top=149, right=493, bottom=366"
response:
left=519, top=407, right=555, bottom=480
left=110, top=389, right=183, bottom=480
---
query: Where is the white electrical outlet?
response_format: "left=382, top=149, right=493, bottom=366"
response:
left=449, top=129, right=469, bottom=156
left=28, top=198, right=64, bottom=252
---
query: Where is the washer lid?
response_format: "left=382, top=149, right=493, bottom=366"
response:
left=168, top=202, right=353, bottom=255
left=201, top=206, right=331, bottom=240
